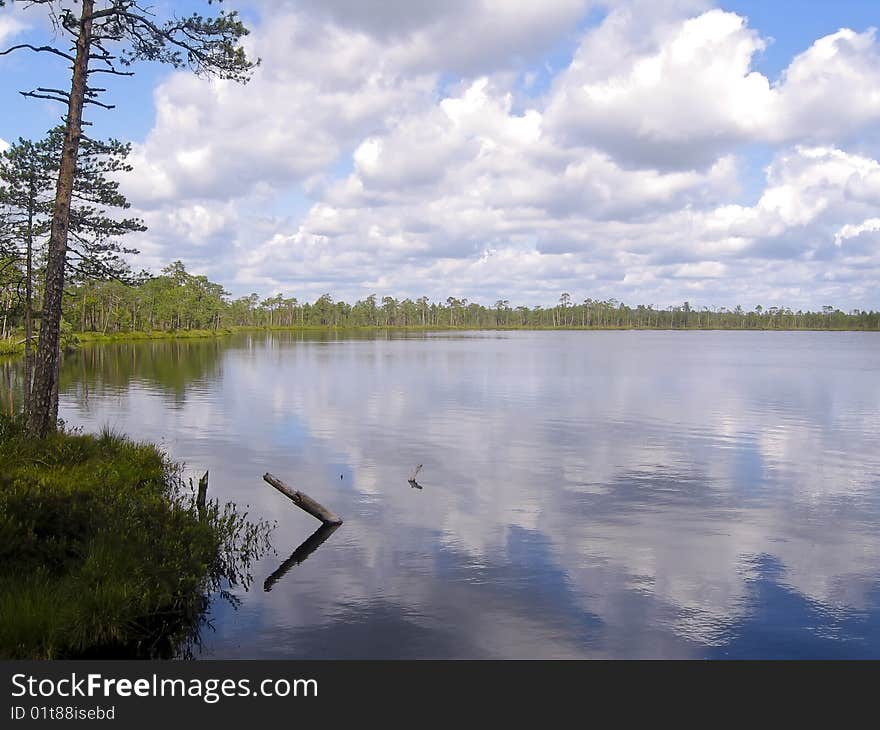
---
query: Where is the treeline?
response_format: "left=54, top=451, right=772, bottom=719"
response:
left=2, top=259, right=879, bottom=334
left=2, top=261, right=874, bottom=334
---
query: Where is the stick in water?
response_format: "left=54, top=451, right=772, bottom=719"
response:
left=263, top=472, right=343, bottom=525
left=408, top=464, right=423, bottom=489
left=196, top=470, right=209, bottom=515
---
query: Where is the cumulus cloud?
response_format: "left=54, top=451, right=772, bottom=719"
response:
left=126, top=0, right=611, bottom=207
left=107, top=3, right=880, bottom=309
left=124, top=12, right=436, bottom=206
left=281, top=78, right=739, bottom=262
left=546, top=9, right=773, bottom=168
left=0, top=12, right=26, bottom=46
left=546, top=9, right=880, bottom=169
left=773, top=28, right=880, bottom=144
left=275, top=0, right=598, bottom=74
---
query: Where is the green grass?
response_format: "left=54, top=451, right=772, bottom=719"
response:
left=0, top=416, right=272, bottom=659
left=0, top=338, right=24, bottom=356
left=75, top=328, right=234, bottom=344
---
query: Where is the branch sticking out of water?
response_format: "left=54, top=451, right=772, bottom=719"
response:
left=262, top=472, right=343, bottom=525
left=196, top=470, right=208, bottom=517
left=408, top=463, right=424, bottom=489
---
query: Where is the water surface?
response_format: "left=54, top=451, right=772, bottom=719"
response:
left=49, top=331, right=880, bottom=657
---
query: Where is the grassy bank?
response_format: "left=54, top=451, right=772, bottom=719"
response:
left=0, top=338, right=24, bottom=356
left=75, top=328, right=235, bottom=344
left=0, top=416, right=271, bottom=659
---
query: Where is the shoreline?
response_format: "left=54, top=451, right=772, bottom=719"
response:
left=0, top=418, right=272, bottom=659
left=2, top=324, right=878, bottom=358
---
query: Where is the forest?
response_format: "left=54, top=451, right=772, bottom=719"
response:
left=1, top=259, right=878, bottom=339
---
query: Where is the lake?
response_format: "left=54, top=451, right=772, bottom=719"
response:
left=45, top=330, right=880, bottom=657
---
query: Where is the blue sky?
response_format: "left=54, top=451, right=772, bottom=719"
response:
left=2, top=0, right=880, bottom=309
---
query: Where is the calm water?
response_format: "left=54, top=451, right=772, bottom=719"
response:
left=42, top=331, right=880, bottom=657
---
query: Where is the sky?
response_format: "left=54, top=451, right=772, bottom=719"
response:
left=1, top=0, right=880, bottom=310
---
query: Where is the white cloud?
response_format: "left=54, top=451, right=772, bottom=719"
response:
left=0, top=12, right=27, bottom=47
left=773, top=28, right=880, bottom=143
left=835, top=218, right=880, bottom=247
left=123, top=12, right=437, bottom=206
left=0, top=137, right=9, bottom=153
left=110, top=4, right=880, bottom=309
left=279, top=0, right=598, bottom=75
left=546, top=9, right=772, bottom=168
left=546, top=9, right=880, bottom=169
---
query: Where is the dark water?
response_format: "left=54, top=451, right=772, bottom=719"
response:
left=44, top=331, right=880, bottom=657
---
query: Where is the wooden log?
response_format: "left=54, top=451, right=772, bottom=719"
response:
left=196, top=470, right=209, bottom=515
left=263, top=472, right=343, bottom=525
left=263, top=522, right=341, bottom=592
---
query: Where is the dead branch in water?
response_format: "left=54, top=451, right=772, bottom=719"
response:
left=408, top=463, right=423, bottom=489
left=262, top=472, right=343, bottom=525
left=196, top=471, right=208, bottom=516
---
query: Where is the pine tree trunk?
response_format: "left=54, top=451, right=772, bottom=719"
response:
left=27, top=0, right=94, bottom=437
left=23, top=174, right=34, bottom=416
left=49, top=343, right=61, bottom=426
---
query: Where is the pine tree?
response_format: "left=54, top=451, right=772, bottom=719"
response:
left=0, top=135, right=54, bottom=413
left=1, top=127, right=146, bottom=416
left=0, top=0, right=257, bottom=435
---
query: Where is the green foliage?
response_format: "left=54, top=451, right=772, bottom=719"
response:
left=0, top=415, right=273, bottom=658
left=1, top=1, right=258, bottom=83
left=55, top=262, right=880, bottom=333
left=0, top=338, right=23, bottom=356
left=2, top=256, right=878, bottom=342
left=0, top=127, right=146, bottom=283
left=76, top=328, right=232, bottom=343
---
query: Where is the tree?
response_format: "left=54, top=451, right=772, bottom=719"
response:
left=558, top=292, right=571, bottom=327
left=1, top=127, right=145, bottom=418
left=381, top=296, right=398, bottom=326
left=365, top=294, right=378, bottom=326
left=1, top=0, right=258, bottom=435
left=416, top=296, right=429, bottom=326
left=0, top=135, right=54, bottom=414
left=61, top=130, right=145, bottom=282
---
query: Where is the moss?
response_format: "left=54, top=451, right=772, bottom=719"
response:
left=0, top=416, right=272, bottom=659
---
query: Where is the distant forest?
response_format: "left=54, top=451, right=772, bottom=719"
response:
left=2, top=261, right=879, bottom=336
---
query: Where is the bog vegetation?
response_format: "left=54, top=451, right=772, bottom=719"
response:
left=0, top=415, right=271, bottom=658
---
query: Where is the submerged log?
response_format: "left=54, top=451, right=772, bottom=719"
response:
left=262, top=472, right=343, bottom=525
left=263, top=522, right=341, bottom=592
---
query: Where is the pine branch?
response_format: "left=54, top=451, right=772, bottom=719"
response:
left=0, top=43, right=75, bottom=62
